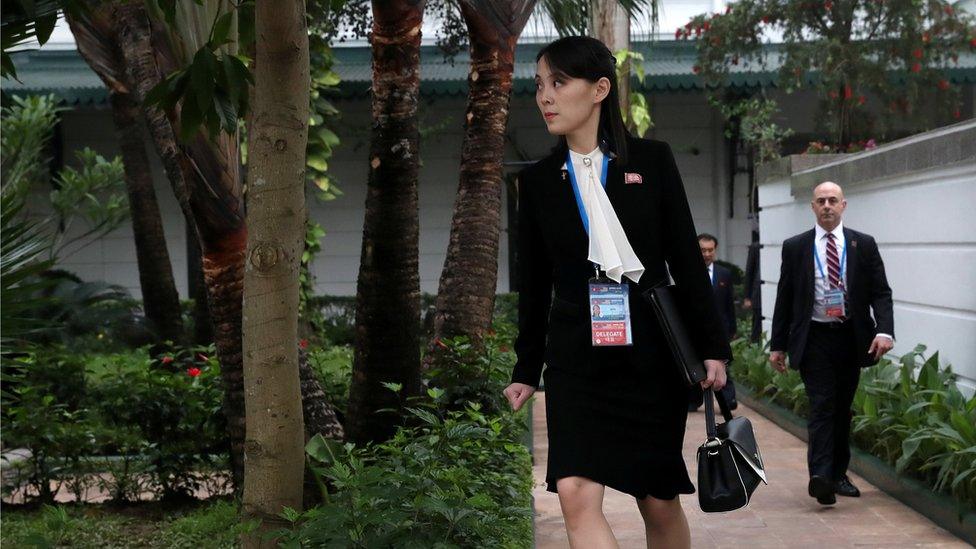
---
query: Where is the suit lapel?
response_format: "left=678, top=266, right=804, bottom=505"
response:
left=801, top=229, right=816, bottom=313
left=549, top=153, right=588, bottom=253
left=843, top=227, right=857, bottom=293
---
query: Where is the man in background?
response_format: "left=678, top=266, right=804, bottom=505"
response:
left=689, top=233, right=738, bottom=411
left=770, top=181, right=894, bottom=505
left=743, top=229, right=762, bottom=343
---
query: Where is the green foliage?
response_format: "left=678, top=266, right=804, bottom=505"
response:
left=681, top=0, right=976, bottom=148
left=1, top=499, right=250, bottom=548
left=712, top=94, right=794, bottom=163
left=48, top=148, right=128, bottom=260
left=281, top=326, right=532, bottom=548
left=0, top=192, right=55, bottom=349
left=614, top=49, right=654, bottom=137
left=306, top=345, right=354, bottom=416
left=277, top=402, right=532, bottom=548
left=0, top=94, right=62, bottom=196
left=1, top=345, right=230, bottom=504
left=144, top=1, right=253, bottom=142
left=733, top=338, right=976, bottom=508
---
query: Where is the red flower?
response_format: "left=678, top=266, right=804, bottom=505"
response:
left=692, top=65, right=701, bottom=74
left=762, top=16, right=770, bottom=23
left=911, top=62, right=922, bottom=73
left=912, top=48, right=923, bottom=60
left=937, top=79, right=950, bottom=90
left=725, top=5, right=732, bottom=14
left=824, top=0, right=833, bottom=9
left=954, top=109, right=962, bottom=119
left=829, top=90, right=839, bottom=99
left=843, top=84, right=853, bottom=99
left=675, top=28, right=682, bottom=39
left=922, top=33, right=930, bottom=44
left=703, top=21, right=711, bottom=32
left=857, top=95, right=866, bottom=105
left=161, top=356, right=174, bottom=365
left=944, top=5, right=953, bottom=15
left=299, top=338, right=309, bottom=349
left=187, top=367, right=201, bottom=377
left=970, top=37, right=976, bottom=48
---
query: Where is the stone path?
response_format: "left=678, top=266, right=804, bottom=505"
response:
left=531, top=392, right=969, bottom=548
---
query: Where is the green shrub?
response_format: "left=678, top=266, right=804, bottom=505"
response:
left=277, top=399, right=532, bottom=548
left=306, top=345, right=354, bottom=417
left=276, top=331, right=532, bottom=548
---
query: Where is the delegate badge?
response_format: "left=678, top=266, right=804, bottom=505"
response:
left=824, top=287, right=846, bottom=318
left=588, top=282, right=633, bottom=346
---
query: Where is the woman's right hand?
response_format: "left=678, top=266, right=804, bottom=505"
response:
left=503, top=383, right=536, bottom=412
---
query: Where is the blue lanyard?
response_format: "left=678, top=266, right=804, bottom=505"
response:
left=565, top=151, right=610, bottom=236
left=813, top=237, right=847, bottom=286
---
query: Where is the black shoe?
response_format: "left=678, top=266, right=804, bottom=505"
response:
left=808, top=475, right=836, bottom=505
left=834, top=476, right=860, bottom=497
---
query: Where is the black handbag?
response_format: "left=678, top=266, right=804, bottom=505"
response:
left=641, top=283, right=707, bottom=387
left=697, top=389, right=767, bottom=512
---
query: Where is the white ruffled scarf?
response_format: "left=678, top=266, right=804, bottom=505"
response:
left=566, top=146, right=645, bottom=284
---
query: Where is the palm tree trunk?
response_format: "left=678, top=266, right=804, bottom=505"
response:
left=425, top=1, right=534, bottom=367
left=589, top=0, right=630, bottom=113
left=345, top=0, right=426, bottom=444
left=66, top=6, right=185, bottom=346
left=109, top=91, right=185, bottom=345
left=114, top=1, right=247, bottom=492
left=241, top=1, right=310, bottom=544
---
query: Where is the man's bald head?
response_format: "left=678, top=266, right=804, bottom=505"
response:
left=811, top=181, right=847, bottom=231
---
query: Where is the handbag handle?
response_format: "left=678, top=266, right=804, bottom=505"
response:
left=703, top=386, right=735, bottom=440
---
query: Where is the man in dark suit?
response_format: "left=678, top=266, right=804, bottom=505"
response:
left=688, top=233, right=738, bottom=411
left=770, top=181, right=894, bottom=505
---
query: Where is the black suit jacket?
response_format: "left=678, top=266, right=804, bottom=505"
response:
left=770, top=227, right=894, bottom=369
left=511, top=136, right=732, bottom=388
left=711, top=264, right=736, bottom=340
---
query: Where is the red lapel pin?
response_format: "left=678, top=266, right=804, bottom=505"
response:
left=625, top=172, right=642, bottom=184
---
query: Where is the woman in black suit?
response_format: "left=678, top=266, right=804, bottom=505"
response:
left=502, top=36, right=732, bottom=548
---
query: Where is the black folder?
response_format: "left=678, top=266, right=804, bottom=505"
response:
left=642, top=284, right=708, bottom=387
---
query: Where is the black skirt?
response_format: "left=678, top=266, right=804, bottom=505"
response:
left=542, top=290, right=696, bottom=500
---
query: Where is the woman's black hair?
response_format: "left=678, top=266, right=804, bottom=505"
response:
left=536, top=35, right=630, bottom=165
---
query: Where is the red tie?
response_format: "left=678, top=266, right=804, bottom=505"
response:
left=826, top=233, right=842, bottom=289
left=826, top=233, right=847, bottom=321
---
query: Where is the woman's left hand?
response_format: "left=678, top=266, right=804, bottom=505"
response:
left=700, top=359, right=727, bottom=392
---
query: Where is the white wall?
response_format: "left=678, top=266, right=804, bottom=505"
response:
left=758, top=119, right=976, bottom=392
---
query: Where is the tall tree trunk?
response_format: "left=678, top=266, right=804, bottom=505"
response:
left=589, top=0, right=630, bottom=114
left=66, top=6, right=185, bottom=346
left=113, top=1, right=247, bottom=492
left=346, top=0, right=425, bottom=444
left=425, top=1, right=534, bottom=367
left=241, top=0, right=310, bottom=544
left=109, top=92, right=186, bottom=345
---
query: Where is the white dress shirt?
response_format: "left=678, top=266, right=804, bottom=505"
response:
left=565, top=146, right=645, bottom=284
left=811, top=222, right=892, bottom=340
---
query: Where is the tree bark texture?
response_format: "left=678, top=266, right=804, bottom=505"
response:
left=240, top=0, right=310, bottom=545
left=425, top=0, right=534, bottom=367
left=67, top=6, right=185, bottom=346
left=109, top=92, right=186, bottom=345
left=115, top=0, right=247, bottom=492
left=346, top=0, right=426, bottom=445
left=298, top=347, right=345, bottom=510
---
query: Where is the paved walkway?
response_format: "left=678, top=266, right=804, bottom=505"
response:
left=531, top=392, right=968, bottom=548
